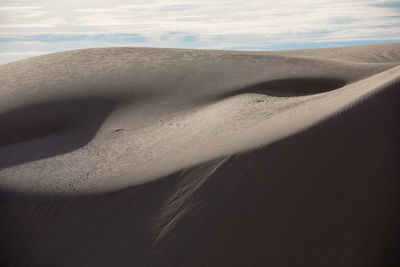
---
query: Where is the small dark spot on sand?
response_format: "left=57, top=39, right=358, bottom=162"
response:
left=113, top=129, right=124, bottom=132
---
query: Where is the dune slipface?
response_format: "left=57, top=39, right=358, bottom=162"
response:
left=0, top=43, right=399, bottom=266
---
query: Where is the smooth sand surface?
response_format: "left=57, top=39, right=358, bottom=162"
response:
left=0, top=43, right=399, bottom=266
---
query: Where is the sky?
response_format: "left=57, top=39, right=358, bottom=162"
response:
left=0, top=0, right=399, bottom=65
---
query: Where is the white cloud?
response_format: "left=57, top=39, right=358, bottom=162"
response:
left=0, top=0, right=399, bottom=64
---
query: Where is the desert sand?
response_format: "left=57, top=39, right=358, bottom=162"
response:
left=0, top=43, right=399, bottom=266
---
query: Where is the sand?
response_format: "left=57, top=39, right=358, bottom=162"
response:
left=0, top=43, right=399, bottom=266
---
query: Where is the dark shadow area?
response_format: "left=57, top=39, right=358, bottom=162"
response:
left=221, top=78, right=346, bottom=98
left=0, top=159, right=224, bottom=266
left=0, top=98, right=116, bottom=168
left=0, top=80, right=398, bottom=266
left=155, top=80, right=400, bottom=266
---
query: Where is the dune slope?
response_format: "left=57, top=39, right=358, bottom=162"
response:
left=0, top=43, right=399, bottom=266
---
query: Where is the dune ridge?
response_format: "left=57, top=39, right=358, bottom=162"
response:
left=0, top=44, right=399, bottom=195
left=0, top=43, right=399, bottom=266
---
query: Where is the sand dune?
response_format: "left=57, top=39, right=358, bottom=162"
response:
left=0, top=43, right=399, bottom=266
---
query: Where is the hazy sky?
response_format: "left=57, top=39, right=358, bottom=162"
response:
left=0, top=0, right=399, bottom=64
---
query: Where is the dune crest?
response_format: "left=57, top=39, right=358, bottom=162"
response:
left=0, top=43, right=399, bottom=266
left=0, top=43, right=399, bottom=196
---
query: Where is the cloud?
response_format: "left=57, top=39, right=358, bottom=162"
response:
left=0, top=33, right=146, bottom=43
left=0, top=0, right=399, bottom=64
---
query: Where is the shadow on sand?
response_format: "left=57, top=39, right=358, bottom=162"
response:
left=0, top=98, right=116, bottom=168
left=0, top=80, right=399, bottom=266
left=221, top=78, right=346, bottom=98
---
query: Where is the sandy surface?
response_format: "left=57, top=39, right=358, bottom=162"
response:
left=0, top=43, right=399, bottom=266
